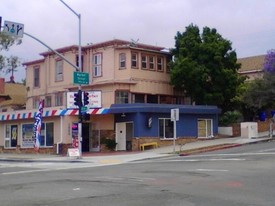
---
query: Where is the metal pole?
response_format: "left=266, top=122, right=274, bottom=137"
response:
left=173, top=120, right=176, bottom=154
left=59, top=0, right=82, bottom=158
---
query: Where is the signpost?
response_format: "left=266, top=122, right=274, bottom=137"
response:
left=171, top=108, right=179, bottom=153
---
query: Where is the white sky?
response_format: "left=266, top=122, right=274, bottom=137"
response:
left=1, top=0, right=275, bottom=82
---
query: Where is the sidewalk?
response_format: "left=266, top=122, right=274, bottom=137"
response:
left=0, top=132, right=273, bottom=164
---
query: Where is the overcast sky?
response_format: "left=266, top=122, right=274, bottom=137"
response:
left=1, top=0, right=275, bottom=82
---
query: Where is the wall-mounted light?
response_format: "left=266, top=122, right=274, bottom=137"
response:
left=121, top=113, right=126, bottom=118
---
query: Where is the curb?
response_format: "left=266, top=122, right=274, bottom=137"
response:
left=179, top=138, right=272, bottom=156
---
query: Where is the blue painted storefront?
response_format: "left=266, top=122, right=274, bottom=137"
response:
left=109, top=103, right=221, bottom=138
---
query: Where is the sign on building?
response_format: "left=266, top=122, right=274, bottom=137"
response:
left=67, top=91, right=102, bottom=109
left=3, top=20, right=24, bottom=38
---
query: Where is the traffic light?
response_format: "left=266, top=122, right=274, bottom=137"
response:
left=83, top=91, right=89, bottom=106
left=74, top=90, right=82, bottom=107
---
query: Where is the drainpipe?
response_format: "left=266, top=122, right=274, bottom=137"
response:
left=57, top=115, right=64, bottom=154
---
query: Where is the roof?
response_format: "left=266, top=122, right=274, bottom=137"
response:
left=237, top=55, right=265, bottom=72
left=0, top=83, right=26, bottom=107
left=108, top=103, right=221, bottom=114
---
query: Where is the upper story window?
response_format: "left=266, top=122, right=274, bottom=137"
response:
left=34, top=66, right=40, bottom=88
left=55, top=59, right=63, bottom=81
left=93, top=53, right=102, bottom=77
left=33, top=97, right=40, bottom=109
left=45, top=96, right=52, bottom=107
left=119, top=53, right=126, bottom=69
left=76, top=55, right=84, bottom=71
left=55, top=93, right=63, bottom=106
left=149, top=56, right=155, bottom=70
left=166, top=56, right=172, bottom=73
left=157, top=56, right=164, bottom=71
left=141, top=54, right=147, bottom=69
left=131, top=53, right=138, bottom=68
left=115, top=91, right=129, bottom=104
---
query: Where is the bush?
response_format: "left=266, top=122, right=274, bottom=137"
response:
left=103, top=138, right=117, bottom=151
left=219, top=111, right=243, bottom=126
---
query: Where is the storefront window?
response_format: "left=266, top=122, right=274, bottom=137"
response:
left=22, top=122, right=54, bottom=148
left=4, top=125, right=18, bottom=148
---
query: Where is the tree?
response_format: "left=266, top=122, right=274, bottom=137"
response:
left=240, top=50, right=275, bottom=120
left=170, top=24, right=245, bottom=113
left=0, top=33, right=21, bottom=82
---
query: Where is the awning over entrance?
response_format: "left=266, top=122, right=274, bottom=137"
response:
left=0, top=108, right=109, bottom=121
left=108, top=103, right=221, bottom=114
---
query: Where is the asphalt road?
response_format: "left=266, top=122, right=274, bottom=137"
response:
left=1, top=141, right=275, bottom=206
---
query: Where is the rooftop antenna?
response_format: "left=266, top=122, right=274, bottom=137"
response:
left=130, top=38, right=139, bottom=47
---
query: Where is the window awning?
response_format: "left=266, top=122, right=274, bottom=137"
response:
left=0, top=108, right=109, bottom=121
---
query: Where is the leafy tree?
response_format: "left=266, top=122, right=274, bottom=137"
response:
left=240, top=50, right=275, bottom=119
left=170, top=24, right=245, bottom=113
left=0, top=33, right=21, bottom=82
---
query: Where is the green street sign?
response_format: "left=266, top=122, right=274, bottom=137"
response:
left=81, top=106, right=88, bottom=113
left=73, top=71, right=89, bottom=85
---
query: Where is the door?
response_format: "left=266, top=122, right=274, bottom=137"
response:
left=116, top=122, right=126, bottom=151
left=82, top=123, right=90, bottom=152
left=198, top=119, right=213, bottom=138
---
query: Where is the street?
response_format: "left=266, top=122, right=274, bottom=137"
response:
left=1, top=141, right=275, bottom=206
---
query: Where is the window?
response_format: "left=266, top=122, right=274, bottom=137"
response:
left=141, top=55, right=147, bottom=69
left=166, top=56, right=172, bottom=73
left=115, top=91, right=129, bottom=104
left=157, top=57, right=163, bottom=71
left=147, top=94, right=158, bottom=103
left=33, top=97, right=40, bottom=109
left=4, top=124, right=18, bottom=148
left=76, top=55, right=84, bottom=71
left=159, top=118, right=174, bottom=139
left=93, top=53, right=102, bottom=77
left=131, top=53, right=138, bottom=68
left=55, top=59, right=63, bottom=81
left=45, top=96, right=52, bottom=107
left=149, top=56, right=155, bottom=70
left=198, top=119, right=213, bottom=138
left=132, top=93, right=145, bottom=103
left=22, top=123, right=54, bottom=148
left=34, top=66, right=40, bottom=87
left=119, top=53, right=126, bottom=69
left=55, top=93, right=63, bottom=106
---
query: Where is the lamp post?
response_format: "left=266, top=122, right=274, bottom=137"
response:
left=59, top=0, right=83, bottom=158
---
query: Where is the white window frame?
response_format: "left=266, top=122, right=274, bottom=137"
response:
left=55, top=93, right=63, bottom=106
left=119, top=53, right=126, bottom=69
left=141, top=54, right=147, bottom=69
left=34, top=66, right=40, bottom=87
left=197, top=119, right=213, bottom=138
left=55, top=59, right=63, bottom=81
left=131, top=52, right=138, bottom=68
left=157, top=56, right=164, bottom=71
left=93, top=53, right=102, bottom=77
left=159, top=118, right=174, bottom=139
left=4, top=124, right=18, bottom=148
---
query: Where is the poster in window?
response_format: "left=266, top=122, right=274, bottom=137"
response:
left=72, top=123, right=79, bottom=148
left=11, top=125, right=18, bottom=147
left=22, top=124, right=34, bottom=147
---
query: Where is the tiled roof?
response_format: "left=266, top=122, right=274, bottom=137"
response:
left=237, top=55, right=265, bottom=72
left=0, top=83, right=26, bottom=107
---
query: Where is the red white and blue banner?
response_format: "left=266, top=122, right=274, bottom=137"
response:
left=33, top=100, right=44, bottom=151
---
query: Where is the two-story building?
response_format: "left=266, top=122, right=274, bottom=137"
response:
left=0, top=39, right=220, bottom=154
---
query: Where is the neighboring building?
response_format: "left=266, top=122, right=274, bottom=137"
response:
left=0, top=78, right=26, bottom=112
left=237, top=55, right=265, bottom=80
left=0, top=39, right=220, bottom=154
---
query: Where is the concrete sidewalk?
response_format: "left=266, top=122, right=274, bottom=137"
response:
left=0, top=132, right=273, bottom=164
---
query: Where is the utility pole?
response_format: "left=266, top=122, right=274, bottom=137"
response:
left=59, top=0, right=83, bottom=158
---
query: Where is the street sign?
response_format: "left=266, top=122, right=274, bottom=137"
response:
left=81, top=106, right=88, bottom=113
left=73, top=71, right=89, bottom=85
left=3, top=20, right=24, bottom=38
left=171, top=108, right=179, bottom=121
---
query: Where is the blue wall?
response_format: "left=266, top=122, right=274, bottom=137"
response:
left=115, top=111, right=219, bottom=138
